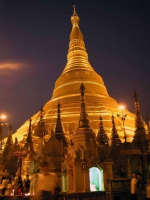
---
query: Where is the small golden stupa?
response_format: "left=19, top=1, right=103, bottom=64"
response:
left=13, top=6, right=135, bottom=142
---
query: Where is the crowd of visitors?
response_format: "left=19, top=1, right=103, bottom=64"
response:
left=0, top=175, right=28, bottom=195
left=0, top=161, right=62, bottom=200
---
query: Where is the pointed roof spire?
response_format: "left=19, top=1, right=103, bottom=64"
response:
left=54, top=102, right=69, bottom=149
left=63, top=6, right=94, bottom=73
left=34, top=108, right=48, bottom=138
left=2, top=125, right=13, bottom=160
left=6, top=124, right=13, bottom=145
left=133, top=80, right=145, bottom=129
left=70, top=5, right=82, bottom=39
left=55, top=102, right=63, bottom=134
left=26, top=118, right=32, bottom=144
left=132, top=80, right=147, bottom=147
left=133, top=80, right=140, bottom=110
left=14, top=137, right=18, bottom=145
left=24, top=118, right=35, bottom=152
left=78, top=83, right=90, bottom=128
left=97, top=116, right=108, bottom=145
left=111, top=115, right=121, bottom=150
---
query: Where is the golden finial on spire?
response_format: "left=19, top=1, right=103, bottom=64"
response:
left=73, top=4, right=76, bottom=15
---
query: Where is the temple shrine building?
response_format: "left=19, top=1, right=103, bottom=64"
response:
left=1, top=6, right=150, bottom=199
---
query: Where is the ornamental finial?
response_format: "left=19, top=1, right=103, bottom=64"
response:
left=73, top=4, right=77, bottom=15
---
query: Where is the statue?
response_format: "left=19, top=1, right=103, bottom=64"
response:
left=17, top=152, right=39, bottom=194
left=22, top=154, right=35, bottom=175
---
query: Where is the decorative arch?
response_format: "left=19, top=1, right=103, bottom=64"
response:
left=89, top=167, right=104, bottom=191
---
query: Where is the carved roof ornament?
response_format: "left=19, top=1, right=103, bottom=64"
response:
left=110, top=115, right=121, bottom=150
left=78, top=83, right=90, bottom=128
left=34, top=108, right=48, bottom=138
left=97, top=115, right=108, bottom=145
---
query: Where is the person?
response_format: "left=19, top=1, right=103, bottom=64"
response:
left=35, top=161, right=58, bottom=200
left=136, top=173, right=144, bottom=200
left=130, top=172, right=138, bottom=200
left=13, top=176, right=19, bottom=195
left=53, top=185, right=62, bottom=200
left=23, top=174, right=31, bottom=194
left=1, top=177, right=7, bottom=195
left=15, top=176, right=23, bottom=195
left=5, top=176, right=12, bottom=195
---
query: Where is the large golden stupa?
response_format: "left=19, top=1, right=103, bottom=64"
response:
left=13, top=7, right=135, bottom=142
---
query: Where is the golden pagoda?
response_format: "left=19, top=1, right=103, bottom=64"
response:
left=13, top=6, right=135, bottom=142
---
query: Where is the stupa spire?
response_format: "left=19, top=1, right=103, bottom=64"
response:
left=13, top=6, right=136, bottom=147
left=132, top=82, right=148, bottom=182
left=133, top=81, right=143, bottom=121
left=78, top=83, right=90, bottom=128
left=55, top=102, right=63, bottom=134
left=26, top=118, right=32, bottom=144
left=132, top=81, right=147, bottom=147
left=97, top=116, right=108, bottom=145
left=63, top=6, right=94, bottom=73
left=70, top=5, right=82, bottom=39
left=2, top=125, right=13, bottom=160
left=14, top=137, right=19, bottom=145
left=54, top=102, right=69, bottom=149
left=6, top=124, right=13, bottom=145
left=111, top=115, right=121, bottom=150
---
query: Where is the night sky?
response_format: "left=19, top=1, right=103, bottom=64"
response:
left=0, top=0, right=150, bottom=135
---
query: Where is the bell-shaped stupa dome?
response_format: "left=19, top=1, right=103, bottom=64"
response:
left=13, top=6, right=135, bottom=142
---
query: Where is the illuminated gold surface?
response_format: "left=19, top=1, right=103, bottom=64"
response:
left=13, top=9, right=135, bottom=142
